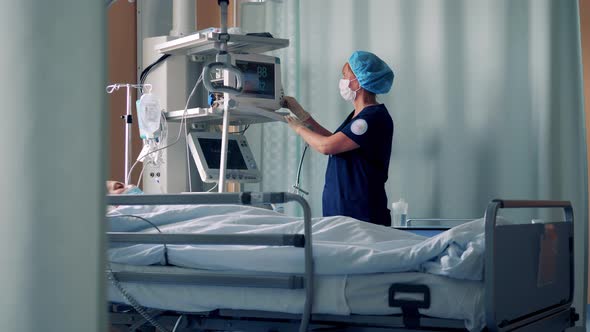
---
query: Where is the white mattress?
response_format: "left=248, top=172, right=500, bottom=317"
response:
left=108, top=263, right=485, bottom=331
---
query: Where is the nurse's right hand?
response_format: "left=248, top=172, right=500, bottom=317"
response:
left=282, top=96, right=311, bottom=122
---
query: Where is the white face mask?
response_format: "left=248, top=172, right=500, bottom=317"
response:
left=339, top=78, right=360, bottom=103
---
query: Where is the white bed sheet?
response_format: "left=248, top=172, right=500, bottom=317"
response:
left=108, top=263, right=485, bottom=331
left=107, top=204, right=488, bottom=281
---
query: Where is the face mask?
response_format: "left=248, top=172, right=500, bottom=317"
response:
left=339, top=78, right=361, bottom=102
left=123, top=185, right=144, bottom=195
left=107, top=185, right=143, bottom=213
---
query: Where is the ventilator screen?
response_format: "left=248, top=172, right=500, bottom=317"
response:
left=198, top=138, right=248, bottom=170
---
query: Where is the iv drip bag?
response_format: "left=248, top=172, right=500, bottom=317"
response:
left=137, top=93, right=161, bottom=139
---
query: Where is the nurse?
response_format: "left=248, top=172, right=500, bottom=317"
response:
left=283, top=50, right=394, bottom=226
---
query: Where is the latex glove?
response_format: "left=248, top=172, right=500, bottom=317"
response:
left=281, top=96, right=311, bottom=122
left=285, top=115, right=306, bottom=133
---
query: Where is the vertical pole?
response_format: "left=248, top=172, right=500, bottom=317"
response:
left=220, top=0, right=229, bottom=33
left=125, top=84, right=132, bottom=185
left=219, top=94, right=231, bottom=192
left=218, top=0, right=231, bottom=193
left=171, top=0, right=196, bottom=37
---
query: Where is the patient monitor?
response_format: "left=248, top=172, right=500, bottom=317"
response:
left=223, top=53, right=283, bottom=111
left=187, top=131, right=261, bottom=183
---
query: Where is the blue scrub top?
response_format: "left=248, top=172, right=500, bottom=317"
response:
left=322, top=104, right=393, bottom=226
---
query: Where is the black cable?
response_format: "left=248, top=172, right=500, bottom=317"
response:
left=295, top=144, right=309, bottom=188
left=141, top=54, right=170, bottom=82
left=140, top=54, right=171, bottom=92
left=106, top=214, right=170, bottom=265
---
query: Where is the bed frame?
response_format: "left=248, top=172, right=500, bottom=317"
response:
left=106, top=193, right=578, bottom=332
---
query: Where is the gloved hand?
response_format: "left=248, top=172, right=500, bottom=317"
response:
left=281, top=96, right=311, bottom=122
left=285, top=115, right=306, bottom=133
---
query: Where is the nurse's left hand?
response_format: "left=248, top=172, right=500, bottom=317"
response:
left=285, top=115, right=305, bottom=133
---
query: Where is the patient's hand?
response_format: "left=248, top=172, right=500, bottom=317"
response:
left=106, top=181, right=126, bottom=195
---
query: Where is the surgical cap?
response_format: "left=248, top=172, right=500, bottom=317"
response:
left=348, top=51, right=394, bottom=94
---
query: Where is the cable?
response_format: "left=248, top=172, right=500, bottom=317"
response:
left=228, top=124, right=250, bottom=135
left=126, top=72, right=203, bottom=185
left=292, top=144, right=309, bottom=195
left=140, top=54, right=171, bottom=93
left=136, top=164, right=145, bottom=188
left=106, top=214, right=163, bottom=232
left=106, top=266, right=170, bottom=332
left=135, top=113, right=168, bottom=187
left=105, top=213, right=173, bottom=331
left=159, top=111, right=169, bottom=144
left=296, top=145, right=308, bottom=186
left=171, top=315, right=184, bottom=332
left=106, top=214, right=170, bottom=265
left=207, top=183, right=219, bottom=192
left=141, top=55, right=170, bottom=81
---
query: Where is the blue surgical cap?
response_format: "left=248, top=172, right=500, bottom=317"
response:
left=348, top=51, right=394, bottom=94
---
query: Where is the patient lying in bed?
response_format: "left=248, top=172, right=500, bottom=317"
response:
left=106, top=181, right=126, bottom=194
left=106, top=181, right=145, bottom=213
left=107, top=180, right=143, bottom=195
left=107, top=200, right=487, bottom=282
left=107, top=203, right=490, bottom=331
left=107, top=192, right=492, bottom=331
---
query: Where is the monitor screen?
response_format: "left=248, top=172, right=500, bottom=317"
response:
left=235, top=60, right=275, bottom=99
left=198, top=138, right=248, bottom=170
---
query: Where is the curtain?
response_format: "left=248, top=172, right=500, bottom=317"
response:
left=0, top=1, right=107, bottom=331
left=243, top=0, right=303, bottom=215
left=242, top=0, right=587, bottom=322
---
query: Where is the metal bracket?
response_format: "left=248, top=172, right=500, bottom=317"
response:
left=389, top=284, right=431, bottom=329
left=217, top=32, right=230, bottom=43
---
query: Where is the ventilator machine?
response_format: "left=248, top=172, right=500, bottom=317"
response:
left=118, top=0, right=289, bottom=194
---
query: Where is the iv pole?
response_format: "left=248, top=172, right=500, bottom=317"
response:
left=218, top=0, right=231, bottom=193
left=106, top=83, right=152, bottom=186
left=201, top=0, right=244, bottom=193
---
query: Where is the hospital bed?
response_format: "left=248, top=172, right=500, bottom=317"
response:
left=106, top=193, right=578, bottom=332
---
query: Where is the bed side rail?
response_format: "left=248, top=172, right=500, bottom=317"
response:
left=106, top=192, right=290, bottom=206
left=108, top=233, right=305, bottom=247
left=106, top=192, right=314, bottom=332
left=484, top=199, right=574, bottom=332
